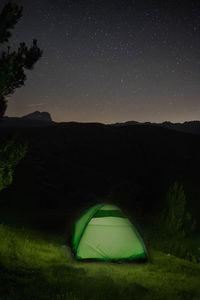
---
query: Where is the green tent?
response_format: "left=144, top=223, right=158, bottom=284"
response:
left=72, top=204, right=148, bottom=261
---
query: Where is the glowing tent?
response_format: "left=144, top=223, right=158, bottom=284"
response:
left=72, top=204, right=148, bottom=261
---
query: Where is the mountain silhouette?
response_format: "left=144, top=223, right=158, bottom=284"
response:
left=112, top=120, right=200, bottom=135
left=1, top=111, right=200, bottom=134
left=1, top=111, right=53, bottom=127
left=22, top=111, right=52, bottom=122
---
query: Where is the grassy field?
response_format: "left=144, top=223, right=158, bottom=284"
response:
left=0, top=223, right=200, bottom=300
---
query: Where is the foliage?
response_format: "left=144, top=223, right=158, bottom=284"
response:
left=0, top=2, right=43, bottom=118
left=0, top=139, right=27, bottom=191
left=162, top=182, right=196, bottom=238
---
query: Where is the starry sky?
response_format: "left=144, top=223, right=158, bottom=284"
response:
left=1, top=0, right=200, bottom=123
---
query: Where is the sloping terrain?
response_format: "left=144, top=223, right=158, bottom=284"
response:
left=0, top=224, right=200, bottom=300
left=0, top=122, right=200, bottom=232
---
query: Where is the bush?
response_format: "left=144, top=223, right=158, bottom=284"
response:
left=0, top=139, right=27, bottom=191
left=162, top=182, right=195, bottom=238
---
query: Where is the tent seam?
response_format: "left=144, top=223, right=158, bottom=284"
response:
left=75, top=203, right=105, bottom=254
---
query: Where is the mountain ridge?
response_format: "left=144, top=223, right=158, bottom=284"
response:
left=1, top=111, right=53, bottom=127
left=111, top=120, right=200, bottom=134
left=1, top=111, right=200, bottom=134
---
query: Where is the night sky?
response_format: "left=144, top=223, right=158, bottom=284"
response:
left=1, top=0, right=200, bottom=123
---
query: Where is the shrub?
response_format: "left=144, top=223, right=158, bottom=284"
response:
left=163, top=182, right=195, bottom=238
left=0, top=139, right=27, bottom=191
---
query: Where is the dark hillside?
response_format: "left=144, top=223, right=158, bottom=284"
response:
left=0, top=122, right=200, bottom=233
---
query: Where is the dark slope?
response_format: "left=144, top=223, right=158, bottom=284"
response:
left=0, top=122, right=200, bottom=232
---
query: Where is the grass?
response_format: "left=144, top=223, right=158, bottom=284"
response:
left=0, top=223, right=200, bottom=300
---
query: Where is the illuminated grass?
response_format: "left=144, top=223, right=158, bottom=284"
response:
left=0, top=223, right=200, bottom=300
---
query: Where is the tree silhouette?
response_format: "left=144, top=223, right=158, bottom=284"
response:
left=163, top=182, right=195, bottom=238
left=0, top=138, right=27, bottom=191
left=0, top=2, right=43, bottom=119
